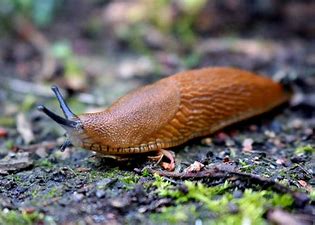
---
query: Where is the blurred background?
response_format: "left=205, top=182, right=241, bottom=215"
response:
left=0, top=1, right=314, bottom=224
left=1, top=0, right=315, bottom=146
left=0, top=0, right=314, bottom=149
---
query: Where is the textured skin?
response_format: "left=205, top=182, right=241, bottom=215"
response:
left=71, top=67, right=290, bottom=155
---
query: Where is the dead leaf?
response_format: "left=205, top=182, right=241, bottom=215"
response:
left=184, top=161, right=205, bottom=173
left=298, top=180, right=313, bottom=192
left=242, top=138, right=253, bottom=152
left=16, top=113, right=34, bottom=144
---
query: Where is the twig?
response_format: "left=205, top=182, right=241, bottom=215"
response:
left=15, top=141, right=57, bottom=152
left=147, top=166, right=310, bottom=207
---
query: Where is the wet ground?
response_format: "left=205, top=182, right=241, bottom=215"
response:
left=0, top=1, right=314, bottom=224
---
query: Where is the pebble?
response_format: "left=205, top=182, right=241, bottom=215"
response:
left=264, top=130, right=276, bottom=138
left=184, top=161, right=204, bottom=173
left=201, top=137, right=212, bottom=146
left=73, top=192, right=84, bottom=202
left=228, top=203, right=239, bottom=214
left=233, top=190, right=243, bottom=198
left=242, top=138, right=253, bottom=152
left=276, top=158, right=286, bottom=165
left=96, top=190, right=106, bottom=198
left=288, top=119, right=303, bottom=129
left=110, top=198, right=128, bottom=208
left=0, top=127, right=8, bottom=138
left=96, top=178, right=115, bottom=189
left=225, top=139, right=235, bottom=147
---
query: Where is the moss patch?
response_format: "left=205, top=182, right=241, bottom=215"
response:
left=295, top=145, right=314, bottom=155
left=150, top=175, right=294, bottom=225
left=0, top=210, right=51, bottom=225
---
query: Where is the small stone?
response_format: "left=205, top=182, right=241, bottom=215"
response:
left=242, top=138, right=253, bottom=152
left=0, top=127, right=8, bottom=138
left=285, top=135, right=296, bottom=143
left=271, top=121, right=282, bottom=133
left=223, top=156, right=230, bottom=163
left=96, top=190, right=106, bottom=198
left=96, top=178, right=115, bottom=189
left=22, top=207, right=36, bottom=214
left=291, top=156, right=306, bottom=163
left=35, top=147, right=48, bottom=158
left=264, top=130, right=276, bottom=138
left=76, top=167, right=91, bottom=173
left=213, top=132, right=229, bottom=145
left=73, top=192, right=84, bottom=202
left=273, top=139, right=285, bottom=148
left=184, top=161, right=204, bottom=173
left=228, top=203, right=239, bottom=214
left=276, top=158, right=286, bottom=165
left=225, top=139, right=235, bottom=147
left=288, top=119, right=303, bottom=129
left=110, top=198, right=128, bottom=208
left=233, top=190, right=243, bottom=198
left=249, top=125, right=258, bottom=131
left=201, top=138, right=212, bottom=145
left=298, top=180, right=307, bottom=187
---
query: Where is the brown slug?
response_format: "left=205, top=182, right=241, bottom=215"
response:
left=38, top=67, right=290, bottom=170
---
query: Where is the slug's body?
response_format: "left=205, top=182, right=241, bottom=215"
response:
left=38, top=67, right=290, bottom=170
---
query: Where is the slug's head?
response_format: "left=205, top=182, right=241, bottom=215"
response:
left=37, top=86, right=84, bottom=151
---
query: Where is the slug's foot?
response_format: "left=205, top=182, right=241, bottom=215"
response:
left=148, top=149, right=175, bottom=171
left=94, top=153, right=131, bottom=161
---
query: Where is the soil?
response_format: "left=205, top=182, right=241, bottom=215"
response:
left=0, top=1, right=314, bottom=225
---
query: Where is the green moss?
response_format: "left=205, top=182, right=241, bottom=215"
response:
left=238, top=158, right=258, bottom=173
left=10, top=174, right=22, bottom=184
left=36, top=159, right=54, bottom=169
left=31, top=188, right=40, bottom=198
left=150, top=204, right=200, bottom=225
left=153, top=174, right=230, bottom=207
left=0, top=210, right=45, bottom=225
left=21, top=94, right=36, bottom=112
left=45, top=186, right=59, bottom=199
left=121, top=174, right=140, bottom=185
left=150, top=175, right=294, bottom=225
left=88, top=168, right=121, bottom=182
left=88, top=168, right=140, bottom=188
left=271, top=192, right=294, bottom=208
left=295, top=145, right=314, bottom=155
left=141, top=168, right=150, bottom=177
left=0, top=116, right=15, bottom=127
left=4, top=140, right=14, bottom=151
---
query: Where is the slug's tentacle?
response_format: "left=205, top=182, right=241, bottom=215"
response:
left=60, top=139, right=73, bottom=151
left=38, top=86, right=83, bottom=152
left=37, top=105, right=78, bottom=128
left=51, top=85, right=76, bottom=119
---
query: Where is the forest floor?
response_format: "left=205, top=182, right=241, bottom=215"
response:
left=0, top=1, right=314, bottom=224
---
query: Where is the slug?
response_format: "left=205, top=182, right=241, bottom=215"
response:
left=38, top=67, right=290, bottom=170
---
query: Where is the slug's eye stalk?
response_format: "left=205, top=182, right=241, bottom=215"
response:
left=37, top=85, right=80, bottom=129
left=60, top=139, right=73, bottom=152
left=37, top=105, right=78, bottom=128
left=37, top=86, right=82, bottom=152
left=51, top=85, right=76, bottom=119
